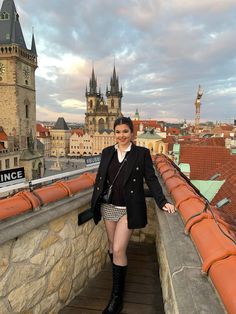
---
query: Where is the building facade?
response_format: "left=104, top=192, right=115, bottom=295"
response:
left=85, top=66, right=122, bottom=134
left=36, top=123, right=51, bottom=157
left=50, top=117, right=71, bottom=157
left=0, top=127, right=20, bottom=171
left=0, top=0, right=44, bottom=180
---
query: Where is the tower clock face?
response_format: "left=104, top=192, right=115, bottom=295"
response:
left=0, top=62, right=6, bottom=74
left=23, top=66, right=30, bottom=79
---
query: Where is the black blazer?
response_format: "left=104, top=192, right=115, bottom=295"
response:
left=91, top=143, right=167, bottom=229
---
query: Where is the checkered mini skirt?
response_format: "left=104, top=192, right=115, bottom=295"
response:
left=101, top=203, right=127, bottom=222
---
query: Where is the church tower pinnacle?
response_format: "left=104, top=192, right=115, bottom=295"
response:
left=85, top=65, right=122, bottom=134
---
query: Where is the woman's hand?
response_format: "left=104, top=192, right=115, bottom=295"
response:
left=162, top=203, right=176, bottom=214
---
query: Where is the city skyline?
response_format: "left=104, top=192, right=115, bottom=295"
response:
left=15, top=0, right=236, bottom=123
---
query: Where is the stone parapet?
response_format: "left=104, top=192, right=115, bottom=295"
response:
left=154, top=189, right=225, bottom=314
left=0, top=44, right=37, bottom=65
left=0, top=189, right=108, bottom=313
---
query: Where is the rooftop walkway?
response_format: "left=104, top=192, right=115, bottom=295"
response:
left=59, top=242, right=164, bottom=314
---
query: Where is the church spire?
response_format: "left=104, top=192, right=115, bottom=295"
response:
left=88, top=66, right=97, bottom=95
left=86, top=66, right=102, bottom=97
left=0, top=0, right=27, bottom=48
left=31, top=32, right=37, bottom=56
left=106, top=65, right=122, bottom=98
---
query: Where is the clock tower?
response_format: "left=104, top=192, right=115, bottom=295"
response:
left=0, top=0, right=43, bottom=180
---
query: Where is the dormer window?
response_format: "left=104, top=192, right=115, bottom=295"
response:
left=0, top=12, right=9, bottom=20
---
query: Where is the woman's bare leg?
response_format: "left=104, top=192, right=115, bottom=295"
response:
left=113, top=215, right=133, bottom=266
left=104, top=219, right=117, bottom=253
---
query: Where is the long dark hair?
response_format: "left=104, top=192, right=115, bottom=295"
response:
left=114, top=116, right=134, bottom=133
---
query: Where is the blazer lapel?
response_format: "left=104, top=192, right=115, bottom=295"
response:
left=123, top=143, right=138, bottom=186
left=101, top=146, right=116, bottom=177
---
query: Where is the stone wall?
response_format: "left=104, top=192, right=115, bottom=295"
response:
left=0, top=201, right=108, bottom=314
left=131, top=197, right=156, bottom=243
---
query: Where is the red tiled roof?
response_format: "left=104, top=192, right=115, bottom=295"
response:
left=194, top=137, right=225, bottom=147
left=36, top=123, right=49, bottom=133
left=179, top=146, right=232, bottom=180
left=167, top=127, right=180, bottom=135
left=133, top=120, right=164, bottom=137
left=201, top=157, right=236, bottom=229
left=0, top=130, right=8, bottom=141
left=178, top=135, right=199, bottom=143
left=219, top=125, right=234, bottom=131
left=71, top=129, right=84, bottom=136
left=162, top=136, right=176, bottom=151
left=163, top=136, right=176, bottom=144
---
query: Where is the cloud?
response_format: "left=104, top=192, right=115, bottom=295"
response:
left=13, top=0, right=236, bottom=123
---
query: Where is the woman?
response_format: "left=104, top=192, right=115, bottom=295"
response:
left=91, top=117, right=176, bottom=314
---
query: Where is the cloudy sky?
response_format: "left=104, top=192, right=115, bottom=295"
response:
left=15, top=0, right=236, bottom=123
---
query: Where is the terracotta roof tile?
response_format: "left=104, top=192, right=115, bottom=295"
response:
left=0, top=129, right=8, bottom=141
left=203, top=158, right=236, bottom=230
left=194, top=137, right=225, bottom=147
left=71, top=129, right=84, bottom=136
left=179, top=146, right=232, bottom=180
left=167, top=127, right=180, bottom=135
left=36, top=123, right=49, bottom=133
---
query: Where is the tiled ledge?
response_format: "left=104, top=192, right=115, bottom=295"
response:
left=0, top=188, right=93, bottom=246
left=155, top=177, right=225, bottom=314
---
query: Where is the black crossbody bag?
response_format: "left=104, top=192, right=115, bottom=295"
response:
left=101, top=156, right=128, bottom=204
left=78, top=154, right=128, bottom=225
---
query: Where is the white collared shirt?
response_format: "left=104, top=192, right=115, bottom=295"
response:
left=115, top=143, right=132, bottom=162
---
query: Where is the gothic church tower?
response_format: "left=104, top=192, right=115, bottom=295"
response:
left=0, top=0, right=43, bottom=179
left=85, top=66, right=122, bottom=134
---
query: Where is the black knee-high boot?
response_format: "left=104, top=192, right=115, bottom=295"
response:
left=102, top=263, right=127, bottom=314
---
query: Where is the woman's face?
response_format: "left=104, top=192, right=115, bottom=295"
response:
left=115, top=123, right=132, bottom=147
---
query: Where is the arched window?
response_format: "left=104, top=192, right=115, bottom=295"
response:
left=24, top=99, right=30, bottom=118
left=98, top=118, right=105, bottom=132
left=111, top=99, right=114, bottom=108
left=90, top=100, right=93, bottom=109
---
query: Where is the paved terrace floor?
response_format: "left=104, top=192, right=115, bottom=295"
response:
left=60, top=242, right=164, bottom=314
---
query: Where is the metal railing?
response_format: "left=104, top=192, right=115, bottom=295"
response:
left=0, top=164, right=99, bottom=195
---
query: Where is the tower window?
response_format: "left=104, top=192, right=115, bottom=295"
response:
left=14, top=157, right=18, bottom=167
left=5, top=159, right=10, bottom=169
left=0, top=12, right=9, bottom=20
left=25, top=104, right=29, bottom=118
left=111, top=99, right=114, bottom=108
left=27, top=137, right=30, bottom=148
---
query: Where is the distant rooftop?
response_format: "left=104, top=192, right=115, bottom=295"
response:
left=53, top=117, right=69, bottom=130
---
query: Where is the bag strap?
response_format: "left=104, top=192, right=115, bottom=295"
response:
left=109, top=155, right=128, bottom=188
